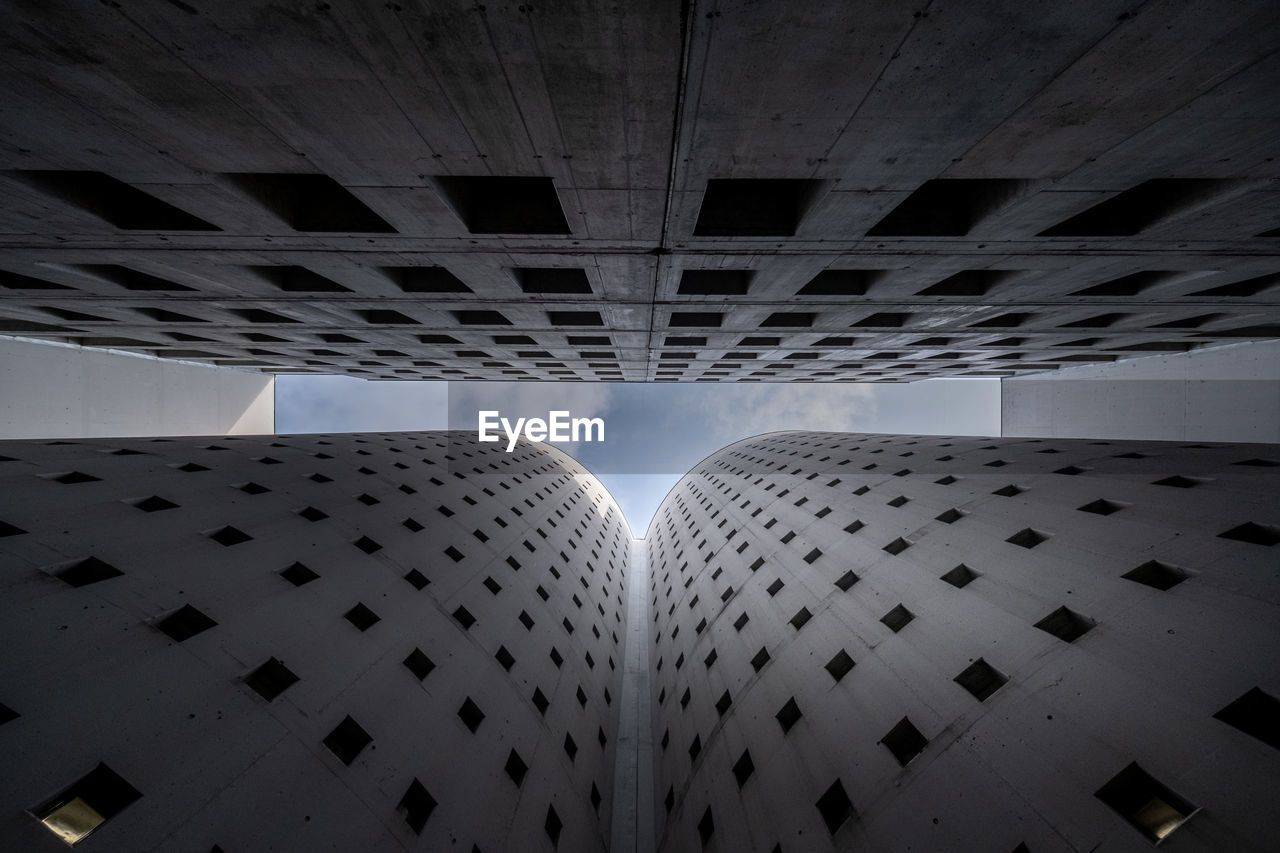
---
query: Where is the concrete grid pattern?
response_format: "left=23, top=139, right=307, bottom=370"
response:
left=0, top=431, right=631, bottom=852
left=0, top=1, right=1278, bottom=383
left=646, top=432, right=1280, bottom=851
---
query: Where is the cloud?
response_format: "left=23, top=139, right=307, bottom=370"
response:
left=275, top=376, right=448, bottom=433
left=692, top=383, right=879, bottom=442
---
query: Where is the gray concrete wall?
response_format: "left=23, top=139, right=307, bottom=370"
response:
left=0, top=336, right=275, bottom=438
left=1001, top=340, right=1280, bottom=442
left=0, top=1, right=1276, bottom=383
left=646, top=431, right=1280, bottom=852
left=0, top=432, right=630, bottom=852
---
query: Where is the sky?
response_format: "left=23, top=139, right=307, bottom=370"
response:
left=275, top=377, right=1001, bottom=537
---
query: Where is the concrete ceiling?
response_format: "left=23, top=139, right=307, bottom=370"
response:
left=0, top=0, right=1277, bottom=382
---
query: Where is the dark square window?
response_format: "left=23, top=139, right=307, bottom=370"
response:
left=733, top=612, right=750, bottom=631
left=751, top=647, right=771, bottom=672
left=238, top=481, right=271, bottom=495
left=880, top=717, right=928, bottom=766
left=452, top=606, right=476, bottom=629
left=435, top=175, right=570, bottom=234
left=320, top=721, right=376, bottom=775
left=940, top=564, right=976, bottom=588
left=54, top=556, right=123, bottom=588
left=1218, top=522, right=1280, bottom=546
left=815, top=779, right=855, bottom=834
left=454, top=310, right=512, bottom=326
left=761, top=312, right=815, bottom=328
left=880, top=604, right=914, bottom=633
left=798, top=269, right=879, bottom=295
left=1122, top=560, right=1190, bottom=591
left=732, top=749, right=755, bottom=787
left=993, top=484, right=1023, bottom=497
left=678, top=269, right=752, bottom=295
left=803, top=548, right=822, bottom=564
left=1040, top=179, right=1228, bottom=237
left=279, top=562, right=318, bottom=586
left=564, top=733, right=578, bottom=761
left=1034, top=606, right=1095, bottom=643
left=882, top=537, right=911, bottom=555
left=825, top=649, right=855, bottom=682
left=457, top=697, right=485, bottom=732
left=688, top=734, right=701, bottom=761
left=130, top=495, right=178, bottom=512
left=344, top=602, right=380, bottom=632
left=403, top=569, right=429, bottom=590
left=505, top=749, right=528, bottom=786
left=402, top=517, right=424, bottom=532
left=403, top=648, right=436, bottom=681
left=244, top=657, right=299, bottom=702
left=228, top=172, right=393, bottom=232
left=790, top=607, right=813, bottom=630
left=953, top=658, right=1007, bottom=701
left=1006, top=528, right=1048, bottom=549
left=693, top=178, right=820, bottom=236
left=1214, top=687, right=1280, bottom=750
left=156, top=604, right=217, bottom=642
left=935, top=508, right=964, bottom=524
left=548, top=310, right=603, bottom=326
left=15, top=170, right=219, bottom=231
left=1094, top=762, right=1197, bottom=842
left=698, top=806, right=714, bottom=846
left=495, top=646, right=516, bottom=671
left=834, top=570, right=859, bottom=591
left=532, top=688, right=549, bottom=715
left=669, top=311, right=722, bottom=327
left=353, top=535, right=381, bottom=554
left=398, top=778, right=436, bottom=834
left=445, top=546, right=466, bottom=562
left=208, top=526, right=252, bottom=547
left=776, top=697, right=802, bottom=733
left=715, top=690, right=732, bottom=716
left=545, top=805, right=564, bottom=847
left=388, top=266, right=469, bottom=293
left=298, top=505, right=328, bottom=522
left=868, top=179, right=1027, bottom=236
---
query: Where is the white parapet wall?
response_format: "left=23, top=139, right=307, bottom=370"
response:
left=0, top=336, right=274, bottom=438
left=1000, top=340, right=1280, bottom=443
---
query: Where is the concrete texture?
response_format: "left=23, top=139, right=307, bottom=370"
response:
left=0, top=1, right=1277, bottom=382
left=2, top=428, right=1279, bottom=851
left=0, top=335, right=275, bottom=438
left=0, top=431, right=631, bottom=851
left=610, top=538, right=656, bottom=853
left=646, top=431, right=1280, bottom=852
left=1001, top=339, right=1280, bottom=442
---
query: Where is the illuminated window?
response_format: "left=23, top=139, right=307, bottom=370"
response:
left=31, top=763, right=141, bottom=845
left=1095, top=762, right=1197, bottom=842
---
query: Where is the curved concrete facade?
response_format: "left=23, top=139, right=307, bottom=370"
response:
left=646, top=432, right=1280, bottom=852
left=0, top=431, right=630, bottom=851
